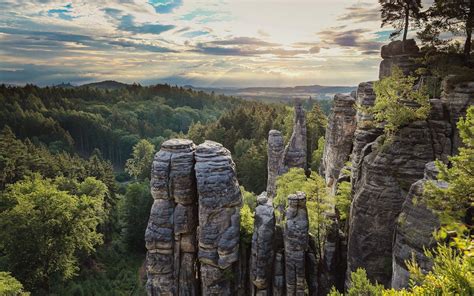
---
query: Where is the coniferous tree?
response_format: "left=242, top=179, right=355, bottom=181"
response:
left=379, top=0, right=423, bottom=41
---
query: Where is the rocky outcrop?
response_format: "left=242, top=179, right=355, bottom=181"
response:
left=250, top=194, right=275, bottom=295
left=281, top=102, right=308, bottom=174
left=145, top=139, right=198, bottom=296
left=267, top=130, right=285, bottom=198
left=195, top=141, right=242, bottom=295
left=346, top=102, right=452, bottom=287
left=379, top=39, right=421, bottom=79
left=266, top=103, right=307, bottom=198
left=284, top=192, right=309, bottom=295
left=441, top=77, right=474, bottom=153
left=350, top=82, right=384, bottom=194
left=320, top=94, right=357, bottom=193
left=391, top=162, right=445, bottom=289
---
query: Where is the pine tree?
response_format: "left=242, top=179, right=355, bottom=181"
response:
left=379, top=0, right=423, bottom=41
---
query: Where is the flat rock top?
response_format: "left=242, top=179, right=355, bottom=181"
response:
left=196, top=140, right=231, bottom=158
left=269, top=130, right=282, bottom=136
left=161, top=138, right=195, bottom=150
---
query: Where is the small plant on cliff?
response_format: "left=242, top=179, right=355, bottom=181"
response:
left=372, top=67, right=430, bottom=138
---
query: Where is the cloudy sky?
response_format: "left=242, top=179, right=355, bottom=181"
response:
left=0, top=0, right=427, bottom=87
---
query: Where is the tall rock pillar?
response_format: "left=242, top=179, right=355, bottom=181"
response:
left=145, top=139, right=198, bottom=296
left=282, top=102, right=308, bottom=173
left=267, top=130, right=285, bottom=198
left=195, top=141, right=242, bottom=295
left=284, top=192, right=309, bottom=295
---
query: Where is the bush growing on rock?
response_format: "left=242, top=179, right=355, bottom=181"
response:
left=372, top=67, right=430, bottom=138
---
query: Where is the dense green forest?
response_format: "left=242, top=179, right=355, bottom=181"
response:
left=0, top=83, right=329, bottom=294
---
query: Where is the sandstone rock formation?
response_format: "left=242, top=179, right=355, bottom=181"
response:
left=145, top=139, right=198, bottom=296
left=346, top=103, right=452, bottom=286
left=320, top=94, right=357, bottom=193
left=266, top=103, right=307, bottom=199
left=281, top=103, right=308, bottom=174
left=350, top=82, right=384, bottom=194
left=284, top=192, right=309, bottom=295
left=267, top=130, right=285, bottom=198
left=250, top=193, right=275, bottom=295
left=379, top=39, right=421, bottom=79
left=195, top=140, right=242, bottom=295
left=441, top=77, right=474, bottom=153
left=391, top=162, right=445, bottom=289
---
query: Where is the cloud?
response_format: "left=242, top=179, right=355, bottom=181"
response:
left=337, top=2, right=380, bottom=23
left=181, top=30, right=209, bottom=38
left=147, top=0, right=183, bottom=14
left=318, top=28, right=382, bottom=54
left=192, top=37, right=309, bottom=57
left=48, top=3, right=75, bottom=21
left=118, top=14, right=175, bottom=35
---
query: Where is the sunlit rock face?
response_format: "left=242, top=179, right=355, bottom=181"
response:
left=145, top=139, right=198, bottom=296
left=320, top=94, right=357, bottom=194
left=379, top=39, right=421, bottom=79
left=346, top=99, right=452, bottom=287
left=195, top=140, right=242, bottom=295
left=284, top=192, right=309, bottom=295
left=391, top=162, right=444, bottom=289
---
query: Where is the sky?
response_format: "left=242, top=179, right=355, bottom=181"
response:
left=0, top=0, right=430, bottom=87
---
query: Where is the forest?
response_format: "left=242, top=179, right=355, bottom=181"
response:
left=0, top=82, right=329, bottom=295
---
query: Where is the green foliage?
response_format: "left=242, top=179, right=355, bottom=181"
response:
left=50, top=247, right=146, bottom=296
left=274, top=168, right=332, bottom=256
left=335, top=181, right=351, bottom=223
left=0, top=272, right=29, bottom=295
left=125, top=139, right=155, bottom=180
left=118, top=182, right=153, bottom=253
left=241, top=186, right=257, bottom=212
left=240, top=203, right=255, bottom=246
left=307, top=104, right=328, bottom=166
left=423, top=106, right=474, bottom=253
left=311, top=136, right=325, bottom=172
left=372, top=67, right=430, bottom=138
left=0, top=175, right=106, bottom=292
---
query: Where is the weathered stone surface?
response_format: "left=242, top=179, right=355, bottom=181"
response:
left=441, top=77, right=474, bottom=153
left=284, top=192, right=309, bottom=295
left=250, top=195, right=275, bottom=295
left=379, top=39, right=421, bottom=79
left=320, top=94, right=357, bottom=193
left=195, top=140, right=242, bottom=295
left=391, top=162, right=445, bottom=289
left=282, top=102, right=308, bottom=174
left=267, top=130, right=285, bottom=198
left=273, top=226, right=285, bottom=296
left=145, top=139, right=198, bottom=296
left=351, top=82, right=384, bottom=194
left=346, top=108, right=452, bottom=287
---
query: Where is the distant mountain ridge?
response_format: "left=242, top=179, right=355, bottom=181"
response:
left=55, top=80, right=356, bottom=102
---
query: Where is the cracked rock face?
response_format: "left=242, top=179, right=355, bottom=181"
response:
left=379, top=39, right=421, bottom=79
left=250, top=195, right=275, bottom=295
left=391, top=162, right=445, bottom=289
left=320, top=94, right=357, bottom=193
left=145, top=139, right=198, bottom=296
left=346, top=107, right=452, bottom=287
left=195, top=140, right=242, bottom=295
left=284, top=192, right=309, bottom=295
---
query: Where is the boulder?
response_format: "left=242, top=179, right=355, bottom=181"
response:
left=379, top=39, right=421, bottom=79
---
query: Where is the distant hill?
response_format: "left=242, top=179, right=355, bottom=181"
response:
left=185, top=84, right=356, bottom=103
left=80, top=80, right=130, bottom=90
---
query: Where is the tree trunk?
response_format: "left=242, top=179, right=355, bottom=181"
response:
left=403, top=4, right=409, bottom=43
